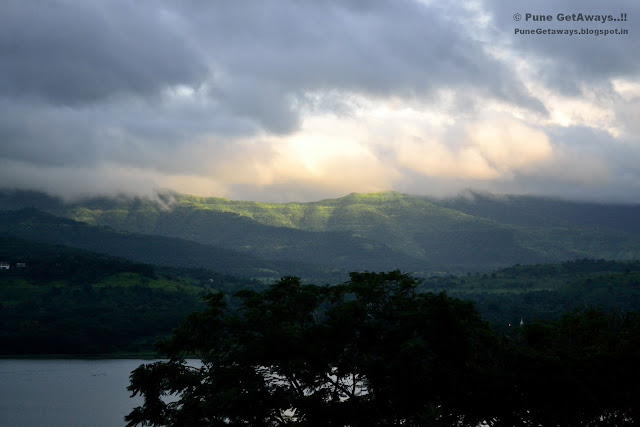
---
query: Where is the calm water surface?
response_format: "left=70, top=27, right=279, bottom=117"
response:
left=0, top=359, right=153, bottom=427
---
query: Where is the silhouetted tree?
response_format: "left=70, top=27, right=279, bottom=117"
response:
left=126, top=271, right=503, bottom=426
left=126, top=272, right=640, bottom=426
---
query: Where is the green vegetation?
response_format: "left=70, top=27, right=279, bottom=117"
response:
left=1, top=273, right=202, bottom=355
left=433, top=190, right=640, bottom=235
left=127, top=272, right=502, bottom=426
left=0, top=208, right=333, bottom=282
left=3, top=191, right=639, bottom=423
left=2, top=189, right=640, bottom=276
left=0, top=236, right=260, bottom=355
left=3, top=233, right=640, bottom=356
left=2, top=189, right=640, bottom=363
left=126, top=272, right=640, bottom=426
left=4, top=189, right=640, bottom=275
left=418, top=259, right=640, bottom=331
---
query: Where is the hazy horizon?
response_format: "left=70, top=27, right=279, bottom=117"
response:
left=1, top=0, right=638, bottom=203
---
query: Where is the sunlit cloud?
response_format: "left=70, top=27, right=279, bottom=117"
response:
left=0, top=0, right=637, bottom=202
left=396, top=115, right=552, bottom=180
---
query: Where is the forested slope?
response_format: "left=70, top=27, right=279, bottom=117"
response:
left=3, top=189, right=640, bottom=274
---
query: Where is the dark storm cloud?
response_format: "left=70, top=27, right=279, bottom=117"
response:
left=186, top=0, right=545, bottom=119
left=0, top=0, right=637, bottom=201
left=0, top=0, right=544, bottom=167
left=0, top=99, right=100, bottom=166
left=0, top=95, right=264, bottom=172
left=0, top=0, right=208, bottom=104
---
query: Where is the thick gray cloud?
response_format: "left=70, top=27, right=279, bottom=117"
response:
left=0, top=0, right=209, bottom=104
left=485, top=0, right=640, bottom=95
left=191, top=0, right=546, bottom=118
left=0, top=0, right=638, bottom=202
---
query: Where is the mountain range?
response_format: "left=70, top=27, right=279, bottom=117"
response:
left=1, top=189, right=640, bottom=280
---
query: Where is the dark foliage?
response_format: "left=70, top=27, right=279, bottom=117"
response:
left=0, top=236, right=259, bottom=355
left=504, top=309, right=640, bottom=426
left=126, top=272, right=640, bottom=426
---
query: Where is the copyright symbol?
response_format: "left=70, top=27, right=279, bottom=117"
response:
left=513, top=13, right=521, bottom=21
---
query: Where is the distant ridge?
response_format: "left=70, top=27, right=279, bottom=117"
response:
left=429, top=190, right=640, bottom=235
left=2, top=189, right=640, bottom=276
left=0, top=208, right=330, bottom=281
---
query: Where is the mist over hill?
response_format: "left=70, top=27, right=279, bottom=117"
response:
left=2, top=189, right=640, bottom=277
left=3, top=189, right=640, bottom=358
left=430, top=190, right=640, bottom=236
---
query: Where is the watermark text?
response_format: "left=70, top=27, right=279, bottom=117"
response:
left=514, top=28, right=628, bottom=36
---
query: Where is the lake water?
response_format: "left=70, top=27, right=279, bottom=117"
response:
left=0, top=359, right=153, bottom=427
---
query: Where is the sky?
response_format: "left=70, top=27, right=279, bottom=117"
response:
left=1, top=0, right=639, bottom=202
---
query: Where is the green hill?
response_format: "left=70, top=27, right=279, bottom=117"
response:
left=419, top=258, right=640, bottom=331
left=3, top=234, right=640, bottom=356
left=2, top=189, right=640, bottom=274
left=0, top=208, right=333, bottom=282
left=0, top=236, right=260, bottom=355
left=430, top=190, right=640, bottom=235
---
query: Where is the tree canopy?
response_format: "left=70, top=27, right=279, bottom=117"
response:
left=126, top=271, right=640, bottom=426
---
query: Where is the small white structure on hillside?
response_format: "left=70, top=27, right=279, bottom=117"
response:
left=0, top=262, right=10, bottom=270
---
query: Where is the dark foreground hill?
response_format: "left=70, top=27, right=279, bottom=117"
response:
left=0, top=208, right=333, bottom=281
left=418, top=258, right=640, bottom=331
left=0, top=236, right=261, bottom=355
left=2, top=233, right=640, bottom=356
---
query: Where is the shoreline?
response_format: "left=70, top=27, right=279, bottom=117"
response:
left=0, top=351, right=161, bottom=360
